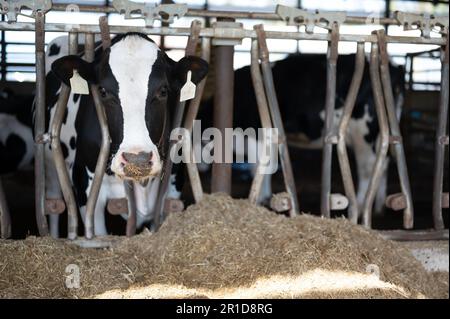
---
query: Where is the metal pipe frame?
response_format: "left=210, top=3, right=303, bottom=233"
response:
left=83, top=32, right=112, bottom=239
left=336, top=42, right=366, bottom=224
left=124, top=180, right=136, bottom=237
left=363, top=39, right=391, bottom=229
left=0, top=178, right=11, bottom=238
left=432, top=33, right=449, bottom=230
left=50, top=32, right=79, bottom=240
left=0, top=22, right=446, bottom=46
left=34, top=11, right=48, bottom=236
left=182, top=37, right=212, bottom=203
left=255, top=24, right=299, bottom=217
left=153, top=20, right=203, bottom=231
left=248, top=38, right=274, bottom=205
left=377, top=29, right=414, bottom=229
left=49, top=4, right=414, bottom=26
left=211, top=18, right=235, bottom=195
left=320, top=22, right=339, bottom=219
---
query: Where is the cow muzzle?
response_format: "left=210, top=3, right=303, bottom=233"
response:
left=113, top=150, right=161, bottom=181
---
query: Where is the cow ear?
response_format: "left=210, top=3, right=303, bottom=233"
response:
left=170, top=55, right=208, bottom=91
left=51, top=55, right=97, bottom=86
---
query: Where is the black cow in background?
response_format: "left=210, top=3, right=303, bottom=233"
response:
left=198, top=53, right=405, bottom=216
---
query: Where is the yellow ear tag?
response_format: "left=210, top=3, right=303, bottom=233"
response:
left=69, top=70, right=89, bottom=95
left=179, top=70, right=196, bottom=102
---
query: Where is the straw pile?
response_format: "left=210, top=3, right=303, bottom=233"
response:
left=0, top=193, right=447, bottom=298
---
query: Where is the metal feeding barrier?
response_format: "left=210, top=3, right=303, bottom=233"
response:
left=0, top=1, right=448, bottom=241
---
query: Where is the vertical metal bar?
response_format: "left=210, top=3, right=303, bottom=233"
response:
left=182, top=37, right=211, bottom=203
left=153, top=21, right=202, bottom=230
left=432, top=34, right=449, bottom=230
left=0, top=178, right=11, bottom=238
left=337, top=42, right=365, bottom=224
left=34, top=11, right=49, bottom=236
left=321, top=23, right=339, bottom=219
left=255, top=24, right=299, bottom=217
left=124, top=180, right=136, bottom=236
left=50, top=32, right=79, bottom=240
left=363, top=39, right=390, bottom=228
left=84, top=32, right=111, bottom=239
left=249, top=38, right=273, bottom=204
left=211, top=19, right=234, bottom=194
left=377, top=29, right=414, bottom=229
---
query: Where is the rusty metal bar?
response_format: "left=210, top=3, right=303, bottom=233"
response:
left=182, top=36, right=211, bottom=203
left=0, top=22, right=447, bottom=45
left=124, top=180, right=136, bottom=237
left=336, top=42, right=365, bottom=224
left=211, top=18, right=235, bottom=195
left=50, top=32, right=79, bottom=240
left=377, top=29, right=414, bottom=229
left=153, top=21, right=203, bottom=230
left=321, top=22, right=339, bottom=219
left=249, top=38, right=274, bottom=205
left=50, top=4, right=403, bottom=25
left=34, top=11, right=49, bottom=236
left=0, top=178, right=11, bottom=238
left=363, top=39, right=391, bottom=229
left=432, top=34, right=449, bottom=230
left=255, top=24, right=299, bottom=217
left=84, top=32, right=111, bottom=239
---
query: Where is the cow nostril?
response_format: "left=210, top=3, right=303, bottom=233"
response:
left=121, top=153, right=129, bottom=163
left=148, top=151, right=153, bottom=163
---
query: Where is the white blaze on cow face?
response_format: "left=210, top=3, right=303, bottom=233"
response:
left=108, top=36, right=162, bottom=178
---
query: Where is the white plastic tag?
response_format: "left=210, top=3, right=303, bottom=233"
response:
left=179, top=70, right=196, bottom=102
left=69, top=70, right=89, bottom=95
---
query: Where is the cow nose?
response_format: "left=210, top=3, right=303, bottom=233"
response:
left=121, top=151, right=153, bottom=166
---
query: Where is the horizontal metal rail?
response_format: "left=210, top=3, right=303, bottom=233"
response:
left=0, top=22, right=446, bottom=45
left=48, top=4, right=409, bottom=26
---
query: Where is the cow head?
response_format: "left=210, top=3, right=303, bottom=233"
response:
left=51, top=33, right=208, bottom=182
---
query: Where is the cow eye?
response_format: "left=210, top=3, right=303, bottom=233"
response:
left=158, top=86, right=168, bottom=99
left=99, top=87, right=107, bottom=98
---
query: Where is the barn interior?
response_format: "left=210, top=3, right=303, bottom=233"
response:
left=0, top=0, right=448, bottom=299
left=1, top=0, right=448, bottom=238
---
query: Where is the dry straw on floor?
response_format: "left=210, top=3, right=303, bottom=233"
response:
left=0, top=193, right=448, bottom=298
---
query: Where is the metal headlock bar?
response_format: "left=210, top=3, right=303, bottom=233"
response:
left=1, top=1, right=449, bottom=240
left=432, top=32, right=449, bottom=230
left=0, top=178, right=11, bottom=238
left=254, top=24, right=299, bottom=217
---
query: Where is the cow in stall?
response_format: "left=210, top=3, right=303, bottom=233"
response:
left=44, top=33, right=208, bottom=237
left=0, top=89, right=35, bottom=175
left=198, top=53, right=405, bottom=216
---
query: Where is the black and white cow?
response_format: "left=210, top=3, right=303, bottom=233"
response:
left=45, top=33, right=208, bottom=237
left=0, top=89, right=35, bottom=175
left=199, top=53, right=405, bottom=215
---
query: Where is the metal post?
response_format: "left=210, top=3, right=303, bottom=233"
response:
left=377, top=29, right=414, bottom=229
left=182, top=37, right=211, bottom=203
left=34, top=11, right=49, bottom=236
left=211, top=18, right=234, bottom=194
left=432, top=34, right=449, bottom=230
left=255, top=24, right=299, bottom=217
left=321, top=22, right=339, bottom=218
left=336, top=42, right=365, bottom=224
left=248, top=38, right=274, bottom=204
left=50, top=32, right=79, bottom=240
left=0, top=178, right=11, bottom=238
left=84, top=32, right=111, bottom=239
left=124, top=180, right=137, bottom=236
left=153, top=20, right=202, bottom=230
left=363, top=39, right=391, bottom=228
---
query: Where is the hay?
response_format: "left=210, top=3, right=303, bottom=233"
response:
left=0, top=193, right=447, bottom=299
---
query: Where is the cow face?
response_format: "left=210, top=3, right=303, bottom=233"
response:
left=51, top=33, right=208, bottom=182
